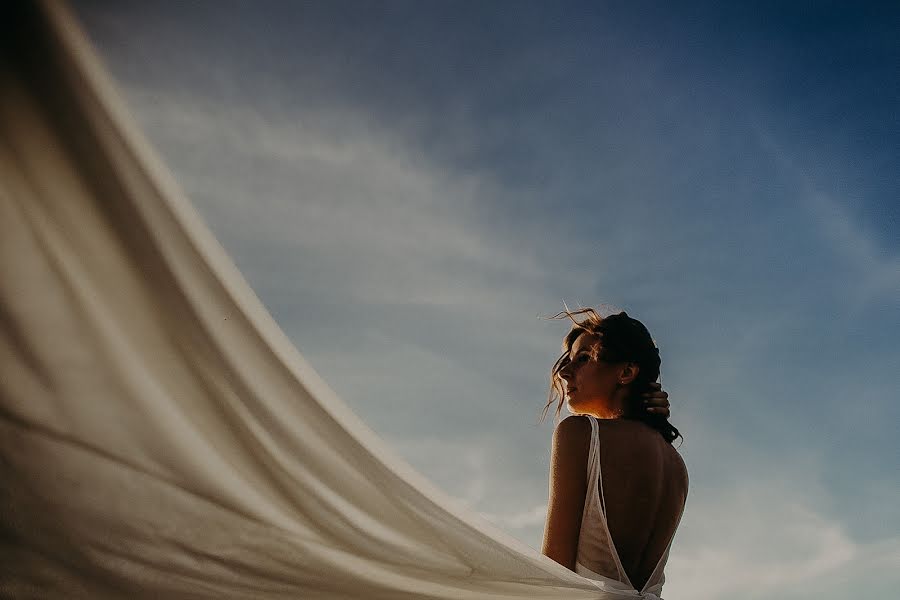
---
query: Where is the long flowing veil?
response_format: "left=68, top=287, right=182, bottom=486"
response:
left=0, top=2, right=651, bottom=598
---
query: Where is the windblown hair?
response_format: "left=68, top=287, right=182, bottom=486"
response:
left=542, top=308, right=682, bottom=445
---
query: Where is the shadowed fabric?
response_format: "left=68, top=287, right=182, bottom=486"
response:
left=0, top=2, right=663, bottom=598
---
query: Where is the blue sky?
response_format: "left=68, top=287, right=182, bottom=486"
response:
left=73, top=2, right=899, bottom=598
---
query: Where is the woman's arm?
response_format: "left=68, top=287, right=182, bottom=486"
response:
left=541, top=415, right=590, bottom=570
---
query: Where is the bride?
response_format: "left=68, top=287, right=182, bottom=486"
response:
left=541, top=309, right=688, bottom=598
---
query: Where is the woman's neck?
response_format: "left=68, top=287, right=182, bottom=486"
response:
left=590, top=389, right=630, bottom=419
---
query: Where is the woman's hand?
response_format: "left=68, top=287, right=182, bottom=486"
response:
left=642, top=382, right=671, bottom=418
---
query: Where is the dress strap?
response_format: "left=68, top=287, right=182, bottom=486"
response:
left=583, top=415, right=601, bottom=500
left=582, top=415, right=632, bottom=588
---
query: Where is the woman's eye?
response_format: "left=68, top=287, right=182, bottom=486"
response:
left=576, top=354, right=589, bottom=363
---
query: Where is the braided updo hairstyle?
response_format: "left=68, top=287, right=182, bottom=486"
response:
left=543, top=308, right=682, bottom=445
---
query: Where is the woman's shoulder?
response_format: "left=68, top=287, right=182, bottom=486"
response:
left=551, top=415, right=592, bottom=458
left=554, top=414, right=592, bottom=435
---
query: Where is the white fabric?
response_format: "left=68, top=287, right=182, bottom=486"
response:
left=0, top=2, right=673, bottom=598
left=575, top=416, right=681, bottom=599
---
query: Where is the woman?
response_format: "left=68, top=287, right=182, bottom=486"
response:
left=541, top=309, right=688, bottom=598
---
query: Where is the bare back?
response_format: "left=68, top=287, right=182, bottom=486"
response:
left=595, top=418, right=688, bottom=589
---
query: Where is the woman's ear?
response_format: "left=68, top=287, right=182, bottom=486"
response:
left=618, top=362, right=640, bottom=385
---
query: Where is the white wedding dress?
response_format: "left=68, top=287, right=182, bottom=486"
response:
left=0, top=2, right=680, bottom=598
left=574, top=416, right=685, bottom=600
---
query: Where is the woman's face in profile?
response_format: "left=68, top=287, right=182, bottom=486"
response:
left=560, top=332, right=621, bottom=415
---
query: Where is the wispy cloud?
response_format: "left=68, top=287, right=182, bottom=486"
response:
left=124, top=90, right=592, bottom=314
left=808, top=191, right=900, bottom=308
left=751, top=122, right=900, bottom=310
left=667, top=477, right=900, bottom=600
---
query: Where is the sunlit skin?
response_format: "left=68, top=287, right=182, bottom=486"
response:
left=541, top=331, right=687, bottom=590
